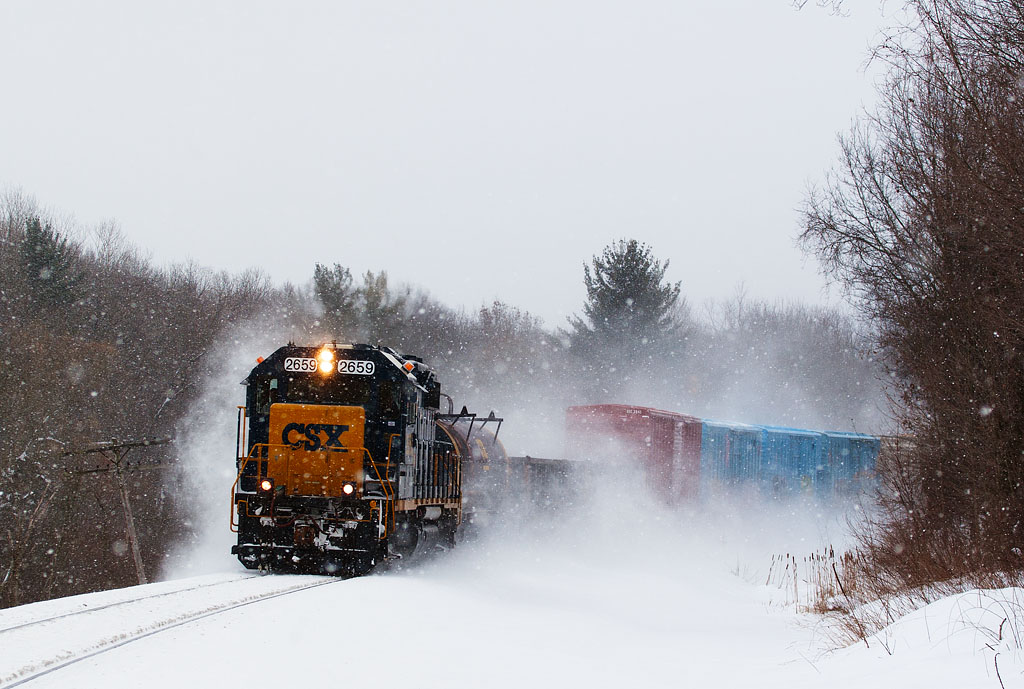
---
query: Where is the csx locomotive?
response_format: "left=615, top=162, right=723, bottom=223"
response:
left=230, top=343, right=504, bottom=575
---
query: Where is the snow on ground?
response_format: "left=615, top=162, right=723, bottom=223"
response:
left=3, top=483, right=1023, bottom=688
left=819, top=587, right=1024, bottom=688
left=0, top=572, right=329, bottom=687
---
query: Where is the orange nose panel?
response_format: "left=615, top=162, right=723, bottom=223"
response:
left=267, top=403, right=365, bottom=496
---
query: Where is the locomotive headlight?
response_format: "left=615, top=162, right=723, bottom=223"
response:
left=342, top=482, right=356, bottom=496
left=259, top=479, right=274, bottom=492
left=317, top=347, right=335, bottom=373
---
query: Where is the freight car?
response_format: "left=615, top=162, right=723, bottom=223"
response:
left=566, top=404, right=879, bottom=500
left=565, top=405, right=701, bottom=504
left=230, top=343, right=504, bottom=575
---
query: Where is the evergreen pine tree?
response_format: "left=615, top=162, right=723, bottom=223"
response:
left=568, top=239, right=681, bottom=357
left=312, top=263, right=359, bottom=336
left=18, top=217, right=82, bottom=310
left=359, top=270, right=407, bottom=344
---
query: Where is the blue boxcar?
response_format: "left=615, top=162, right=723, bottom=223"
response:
left=823, top=431, right=880, bottom=495
left=700, top=423, right=879, bottom=500
left=699, top=420, right=762, bottom=494
left=759, top=426, right=825, bottom=497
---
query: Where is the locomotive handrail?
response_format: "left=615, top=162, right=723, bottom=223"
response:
left=365, top=442, right=393, bottom=539
left=230, top=455, right=257, bottom=532
left=437, top=408, right=504, bottom=443
left=235, top=406, right=246, bottom=463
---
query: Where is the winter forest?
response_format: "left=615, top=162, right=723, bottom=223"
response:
left=2, top=0, right=1024, bottom=671
left=0, top=198, right=883, bottom=607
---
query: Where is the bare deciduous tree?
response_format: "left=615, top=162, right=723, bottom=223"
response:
left=802, top=0, right=1024, bottom=583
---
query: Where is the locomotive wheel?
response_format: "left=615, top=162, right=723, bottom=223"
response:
left=389, top=516, right=420, bottom=559
left=439, top=514, right=457, bottom=550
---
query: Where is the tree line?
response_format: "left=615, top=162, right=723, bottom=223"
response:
left=0, top=191, right=269, bottom=606
left=0, top=192, right=882, bottom=608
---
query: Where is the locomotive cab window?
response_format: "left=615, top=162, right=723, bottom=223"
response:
left=380, top=380, right=403, bottom=419
left=251, top=378, right=271, bottom=416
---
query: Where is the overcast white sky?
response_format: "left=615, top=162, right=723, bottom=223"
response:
left=0, top=1, right=891, bottom=327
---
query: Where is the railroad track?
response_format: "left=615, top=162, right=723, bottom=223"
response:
left=0, top=573, right=263, bottom=636
left=0, top=576, right=342, bottom=688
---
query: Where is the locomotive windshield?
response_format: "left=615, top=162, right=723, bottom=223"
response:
left=282, top=374, right=374, bottom=406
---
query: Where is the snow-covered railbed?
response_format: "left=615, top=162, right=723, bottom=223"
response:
left=0, top=572, right=338, bottom=688
left=0, top=572, right=264, bottom=634
left=2, top=552, right=813, bottom=689
left=4, top=495, right=1024, bottom=688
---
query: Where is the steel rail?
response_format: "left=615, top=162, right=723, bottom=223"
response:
left=0, top=574, right=263, bottom=636
left=0, top=577, right=341, bottom=688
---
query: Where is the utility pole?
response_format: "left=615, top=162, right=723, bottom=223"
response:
left=64, top=438, right=174, bottom=586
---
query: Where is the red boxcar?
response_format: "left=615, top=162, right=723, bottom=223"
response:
left=566, top=404, right=703, bottom=502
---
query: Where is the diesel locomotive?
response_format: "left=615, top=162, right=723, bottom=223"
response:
left=230, top=343, right=504, bottom=575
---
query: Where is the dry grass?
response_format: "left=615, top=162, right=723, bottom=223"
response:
left=769, top=544, right=1024, bottom=658
left=765, top=547, right=852, bottom=614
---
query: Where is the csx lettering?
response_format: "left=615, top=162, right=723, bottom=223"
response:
left=282, top=423, right=350, bottom=452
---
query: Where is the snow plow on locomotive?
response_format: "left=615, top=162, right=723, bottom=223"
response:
left=230, top=343, right=505, bottom=576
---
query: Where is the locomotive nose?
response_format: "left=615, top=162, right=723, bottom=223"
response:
left=267, top=403, right=366, bottom=497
